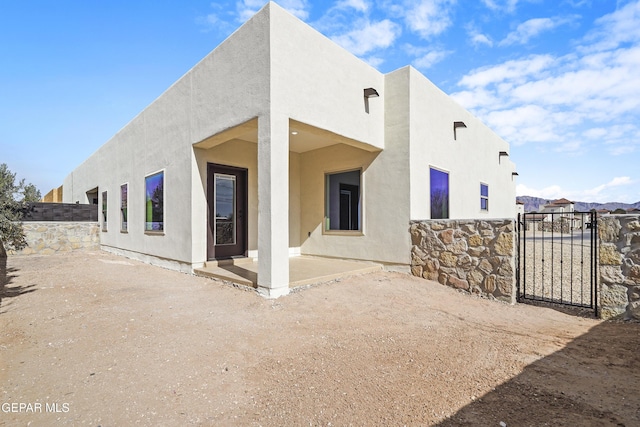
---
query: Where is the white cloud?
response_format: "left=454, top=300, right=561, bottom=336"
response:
left=280, top=0, right=311, bottom=19
left=581, top=0, right=640, bottom=52
left=452, top=3, right=640, bottom=155
left=480, top=0, right=522, bottom=13
left=365, top=56, right=385, bottom=68
left=336, top=0, right=370, bottom=12
left=598, top=124, right=637, bottom=141
left=312, top=0, right=402, bottom=64
left=607, top=176, right=632, bottom=186
left=609, top=145, right=637, bottom=156
left=601, top=124, right=640, bottom=155
left=499, top=16, right=576, bottom=46
left=471, top=32, right=493, bottom=47
left=237, top=0, right=310, bottom=21
left=517, top=177, right=635, bottom=203
left=196, top=3, right=236, bottom=33
left=236, top=0, right=264, bottom=21
left=482, top=105, right=562, bottom=146
left=450, top=88, right=500, bottom=110
left=582, top=177, right=634, bottom=200
left=197, top=13, right=222, bottom=32
left=582, top=127, right=607, bottom=139
left=413, top=48, right=450, bottom=69
left=516, top=183, right=564, bottom=200
left=555, top=139, right=583, bottom=153
left=401, top=0, right=457, bottom=39
left=564, top=0, right=590, bottom=7
left=457, top=55, right=554, bottom=89
left=331, top=19, right=401, bottom=56
left=465, top=22, right=494, bottom=47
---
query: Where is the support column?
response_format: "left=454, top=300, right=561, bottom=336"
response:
left=257, top=113, right=290, bottom=297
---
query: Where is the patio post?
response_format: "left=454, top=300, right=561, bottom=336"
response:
left=256, top=113, right=290, bottom=297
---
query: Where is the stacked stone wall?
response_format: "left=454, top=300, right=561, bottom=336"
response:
left=410, top=219, right=516, bottom=303
left=6, top=222, right=100, bottom=256
left=599, top=215, right=640, bottom=320
left=539, top=220, right=570, bottom=234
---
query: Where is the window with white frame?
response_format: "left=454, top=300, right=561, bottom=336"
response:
left=145, top=171, right=164, bottom=232
left=325, top=170, right=361, bottom=231
left=430, top=168, right=449, bottom=219
left=480, top=183, right=489, bottom=211
left=120, top=183, right=128, bottom=232
left=101, top=191, right=108, bottom=231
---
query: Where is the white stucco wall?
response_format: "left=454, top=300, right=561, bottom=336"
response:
left=402, top=67, right=517, bottom=220
left=268, top=4, right=411, bottom=265
left=64, top=4, right=273, bottom=267
left=63, top=80, right=195, bottom=266
left=63, top=2, right=516, bottom=272
left=268, top=4, right=385, bottom=151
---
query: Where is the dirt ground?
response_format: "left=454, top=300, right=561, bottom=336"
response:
left=1, top=251, right=639, bottom=426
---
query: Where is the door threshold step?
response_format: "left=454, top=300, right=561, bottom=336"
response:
left=204, top=257, right=256, bottom=268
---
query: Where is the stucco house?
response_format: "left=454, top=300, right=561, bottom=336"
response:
left=63, top=2, right=517, bottom=297
left=539, top=198, right=581, bottom=229
left=540, top=198, right=575, bottom=215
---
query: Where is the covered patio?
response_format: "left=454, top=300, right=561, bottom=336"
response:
left=194, top=255, right=383, bottom=289
left=193, top=117, right=382, bottom=297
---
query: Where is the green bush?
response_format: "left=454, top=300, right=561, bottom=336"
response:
left=0, top=163, right=41, bottom=255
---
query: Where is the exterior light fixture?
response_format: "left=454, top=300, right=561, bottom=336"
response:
left=512, top=172, right=519, bottom=179
left=364, top=88, right=379, bottom=98
left=499, top=151, right=509, bottom=163
left=453, top=121, right=467, bottom=140
left=291, top=131, right=298, bottom=135
left=364, top=88, right=379, bottom=114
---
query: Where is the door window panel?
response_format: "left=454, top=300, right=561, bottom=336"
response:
left=215, top=173, right=236, bottom=245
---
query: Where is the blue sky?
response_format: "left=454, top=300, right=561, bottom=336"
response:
left=1, top=0, right=639, bottom=203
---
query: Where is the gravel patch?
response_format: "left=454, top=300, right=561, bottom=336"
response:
left=520, top=234, right=596, bottom=307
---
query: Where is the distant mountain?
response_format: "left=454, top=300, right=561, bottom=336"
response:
left=517, top=196, right=640, bottom=213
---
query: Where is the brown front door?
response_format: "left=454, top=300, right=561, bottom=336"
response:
left=207, top=164, right=248, bottom=260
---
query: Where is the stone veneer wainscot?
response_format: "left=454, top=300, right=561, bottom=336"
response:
left=410, top=219, right=516, bottom=303
left=598, top=215, right=640, bottom=320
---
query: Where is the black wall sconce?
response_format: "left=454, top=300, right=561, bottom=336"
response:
left=364, top=87, right=379, bottom=114
left=499, top=151, right=509, bottom=163
left=512, top=172, right=519, bottom=180
left=364, top=88, right=379, bottom=98
left=453, top=121, right=467, bottom=140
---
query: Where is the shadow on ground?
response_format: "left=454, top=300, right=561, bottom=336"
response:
left=518, top=298, right=598, bottom=319
left=0, top=257, right=36, bottom=314
left=436, top=320, right=640, bottom=426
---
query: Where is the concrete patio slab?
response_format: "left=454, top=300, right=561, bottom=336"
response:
left=194, top=256, right=383, bottom=289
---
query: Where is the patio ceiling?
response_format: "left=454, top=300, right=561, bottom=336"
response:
left=193, top=118, right=381, bottom=153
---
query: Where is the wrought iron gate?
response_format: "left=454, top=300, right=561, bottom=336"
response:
left=517, top=212, right=598, bottom=315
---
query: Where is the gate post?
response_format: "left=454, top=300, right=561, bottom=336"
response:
left=516, top=213, right=521, bottom=302
left=592, top=211, right=599, bottom=318
left=593, top=214, right=640, bottom=319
